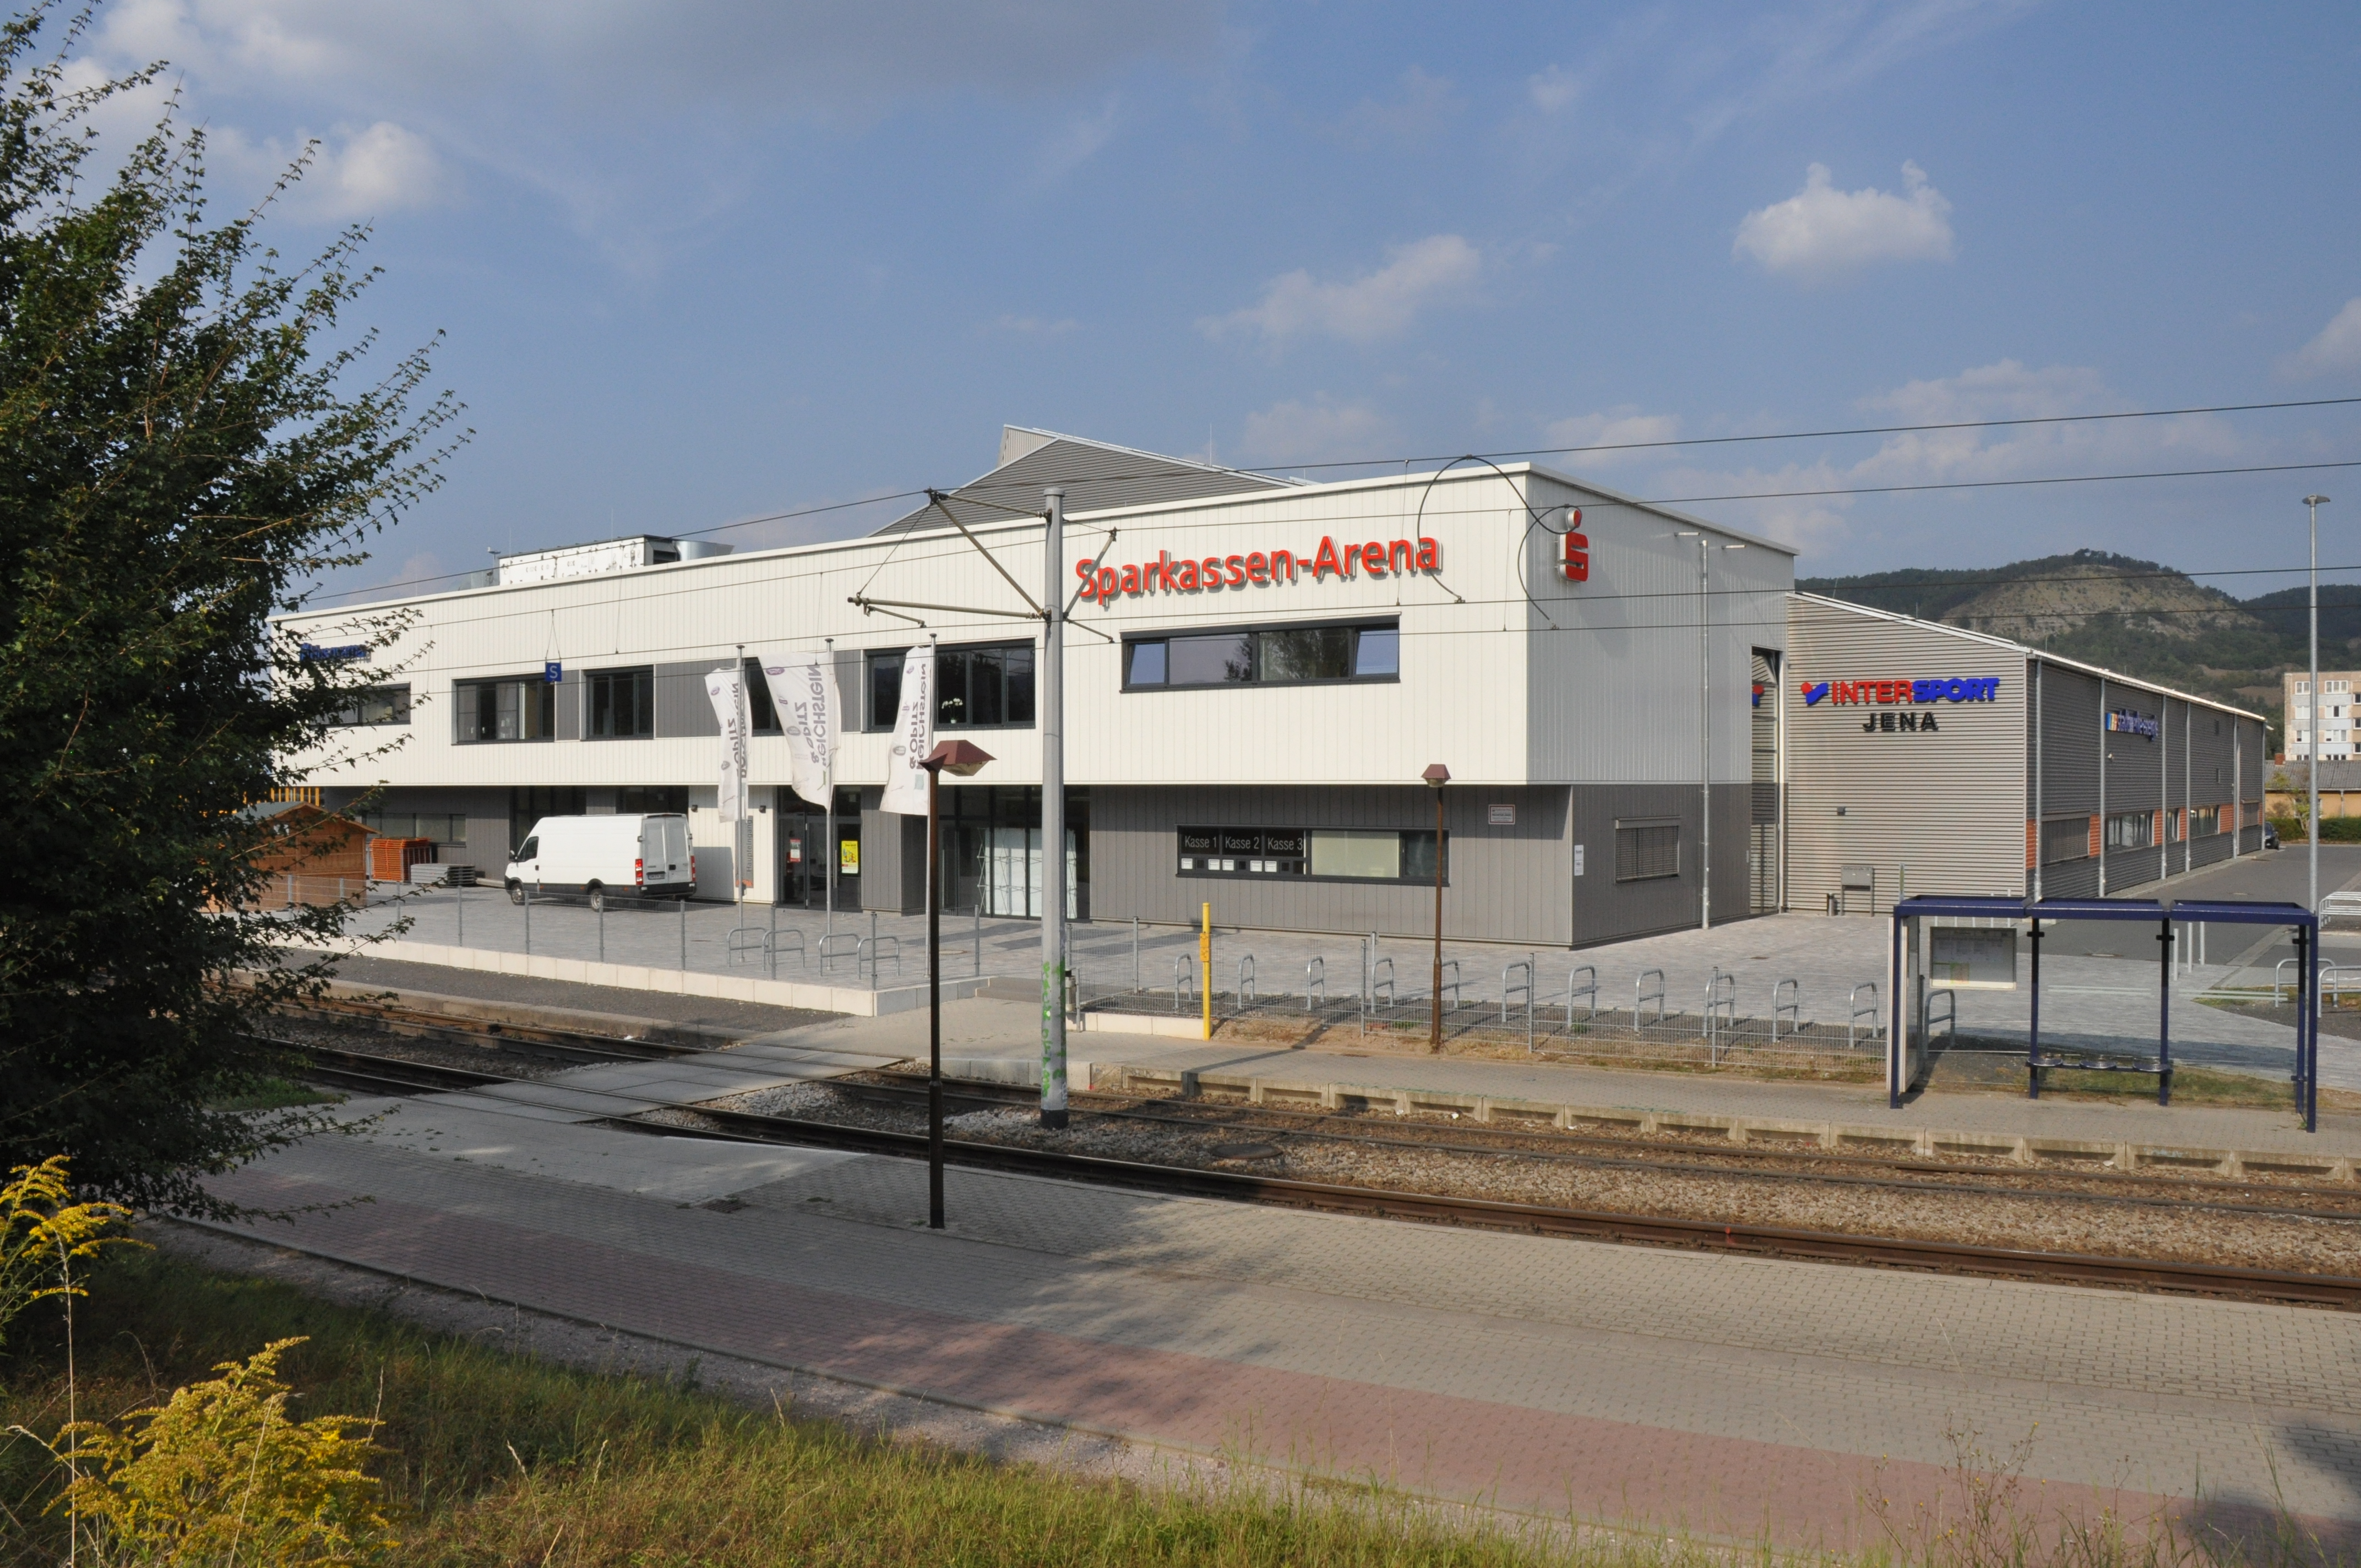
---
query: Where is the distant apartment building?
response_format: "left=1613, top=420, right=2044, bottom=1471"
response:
left=2283, top=670, right=2359, bottom=761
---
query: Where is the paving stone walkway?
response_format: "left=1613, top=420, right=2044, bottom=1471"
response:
left=208, top=1115, right=2361, bottom=1547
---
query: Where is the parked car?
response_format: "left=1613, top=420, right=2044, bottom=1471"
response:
left=2263, top=823, right=2281, bottom=850
left=504, top=814, right=693, bottom=909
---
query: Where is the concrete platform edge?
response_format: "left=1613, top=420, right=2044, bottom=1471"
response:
left=282, top=939, right=981, bottom=1017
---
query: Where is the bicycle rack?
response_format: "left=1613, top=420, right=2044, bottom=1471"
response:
left=2276, top=957, right=2330, bottom=1005
left=1703, top=970, right=1738, bottom=1062
left=1501, top=959, right=1533, bottom=1025
left=1634, top=968, right=1666, bottom=1028
left=1174, top=953, right=1196, bottom=1012
left=1566, top=965, right=1598, bottom=1026
left=1372, top=957, right=1396, bottom=1007
left=1503, top=956, right=1536, bottom=1052
left=768, top=927, right=808, bottom=978
left=1847, top=981, right=1881, bottom=1049
left=1438, top=960, right=1461, bottom=1011
left=1305, top=955, right=1325, bottom=1009
left=727, top=927, right=770, bottom=967
left=1926, top=987, right=1957, bottom=1041
left=1770, top=977, right=1800, bottom=1042
left=817, top=932, right=860, bottom=973
left=858, top=934, right=901, bottom=990
left=1237, top=953, right=1257, bottom=1008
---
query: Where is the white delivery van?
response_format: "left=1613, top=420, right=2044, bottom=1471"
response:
left=504, top=814, right=693, bottom=909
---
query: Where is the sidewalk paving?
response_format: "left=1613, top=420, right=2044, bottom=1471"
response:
left=205, top=1112, right=2361, bottom=1545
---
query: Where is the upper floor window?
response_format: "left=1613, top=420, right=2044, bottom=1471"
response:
left=455, top=677, right=553, bottom=743
left=587, top=667, right=654, bottom=738
left=864, top=642, right=1036, bottom=731
left=1124, top=620, right=1399, bottom=690
left=332, top=684, right=411, bottom=726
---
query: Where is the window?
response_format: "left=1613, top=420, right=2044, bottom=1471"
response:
left=355, top=810, right=466, bottom=846
left=1176, top=824, right=1443, bottom=883
left=2041, top=816, right=2090, bottom=864
left=1615, top=820, right=1680, bottom=881
left=456, top=676, right=555, bottom=743
left=2191, top=804, right=2222, bottom=837
left=2104, top=810, right=2152, bottom=850
left=618, top=786, right=688, bottom=815
left=1124, top=620, right=1399, bottom=689
left=865, top=644, right=1036, bottom=730
left=587, top=667, right=655, bottom=738
left=333, top=684, right=410, bottom=726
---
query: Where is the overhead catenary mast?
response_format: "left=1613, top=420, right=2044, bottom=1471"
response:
left=1041, top=487, right=1069, bottom=1130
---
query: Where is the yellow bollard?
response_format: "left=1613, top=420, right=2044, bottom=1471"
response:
left=1200, top=902, right=1213, bottom=1041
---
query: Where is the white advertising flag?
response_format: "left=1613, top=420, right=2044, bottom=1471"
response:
left=760, top=650, right=835, bottom=810
left=878, top=644, right=934, bottom=816
left=704, top=668, right=748, bottom=823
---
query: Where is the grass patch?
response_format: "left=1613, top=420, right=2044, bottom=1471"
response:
left=205, top=1075, right=342, bottom=1112
left=0, top=1248, right=1609, bottom=1566
left=2034, top=1065, right=2298, bottom=1108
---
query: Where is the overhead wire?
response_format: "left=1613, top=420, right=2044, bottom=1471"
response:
left=302, top=391, right=2361, bottom=605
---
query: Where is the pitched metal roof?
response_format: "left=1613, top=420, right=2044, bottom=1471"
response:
left=872, top=427, right=1299, bottom=538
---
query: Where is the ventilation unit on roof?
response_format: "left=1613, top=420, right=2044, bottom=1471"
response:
left=489, top=535, right=732, bottom=586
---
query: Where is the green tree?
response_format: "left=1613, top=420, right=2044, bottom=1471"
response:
left=0, top=4, right=461, bottom=1212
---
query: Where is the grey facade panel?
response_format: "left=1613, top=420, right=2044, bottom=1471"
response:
left=1568, top=783, right=1751, bottom=947
left=2032, top=663, right=2102, bottom=817
left=554, top=670, right=580, bottom=741
left=1089, top=785, right=1575, bottom=945
left=654, top=661, right=720, bottom=738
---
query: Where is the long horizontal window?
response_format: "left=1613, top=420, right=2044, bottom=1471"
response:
left=1125, top=620, right=1399, bottom=690
left=587, top=667, right=655, bottom=739
left=2104, top=810, right=2152, bottom=851
left=2191, top=804, right=2222, bottom=838
left=865, top=643, right=1036, bottom=731
left=353, top=810, right=465, bottom=846
left=332, top=684, right=410, bottom=726
left=1176, top=825, right=1443, bottom=884
left=455, top=677, right=554, bottom=743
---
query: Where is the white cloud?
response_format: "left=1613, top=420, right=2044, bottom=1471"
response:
left=206, top=119, right=447, bottom=220
left=1035, top=96, right=1120, bottom=183
left=1641, top=360, right=2253, bottom=557
left=1201, top=235, right=1480, bottom=347
left=2280, top=298, right=2361, bottom=380
left=1734, top=161, right=1954, bottom=281
left=1539, top=406, right=1681, bottom=467
left=1527, top=64, right=1578, bottom=113
left=1238, top=398, right=1390, bottom=464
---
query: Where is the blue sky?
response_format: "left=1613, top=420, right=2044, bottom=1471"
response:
left=61, top=1, right=2361, bottom=599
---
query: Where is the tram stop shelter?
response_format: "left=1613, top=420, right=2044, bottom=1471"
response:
left=1887, top=894, right=2322, bottom=1131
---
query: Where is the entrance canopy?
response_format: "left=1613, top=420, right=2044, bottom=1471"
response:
left=1887, top=895, right=2321, bottom=1131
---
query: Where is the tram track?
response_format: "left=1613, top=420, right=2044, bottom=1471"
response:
left=266, top=1034, right=2361, bottom=1309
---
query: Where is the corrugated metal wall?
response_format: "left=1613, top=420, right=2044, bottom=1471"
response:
left=1568, top=782, right=1750, bottom=946
left=1785, top=600, right=2025, bottom=909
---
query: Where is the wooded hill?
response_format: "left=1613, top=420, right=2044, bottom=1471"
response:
left=1797, top=549, right=2361, bottom=737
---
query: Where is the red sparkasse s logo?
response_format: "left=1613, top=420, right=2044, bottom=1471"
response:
left=1075, top=533, right=1440, bottom=606
left=1562, top=508, right=1587, bottom=582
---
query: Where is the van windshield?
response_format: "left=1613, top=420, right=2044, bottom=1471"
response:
left=516, top=837, right=538, bottom=860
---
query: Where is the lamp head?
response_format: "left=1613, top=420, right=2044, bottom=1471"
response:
left=1422, top=763, right=1451, bottom=788
left=924, top=739, right=994, bottom=777
left=2303, top=494, right=2331, bottom=507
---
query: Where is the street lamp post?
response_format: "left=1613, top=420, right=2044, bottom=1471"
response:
left=923, top=738, right=993, bottom=1230
left=1423, top=763, right=1450, bottom=1051
left=2305, top=496, right=2330, bottom=914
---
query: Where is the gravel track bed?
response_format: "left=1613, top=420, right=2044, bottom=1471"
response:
left=705, top=1080, right=2361, bottom=1276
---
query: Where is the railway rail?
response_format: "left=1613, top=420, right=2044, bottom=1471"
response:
left=269, top=1032, right=2361, bottom=1310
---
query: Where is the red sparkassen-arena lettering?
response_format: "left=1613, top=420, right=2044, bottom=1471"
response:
left=1071, top=534, right=1442, bottom=604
